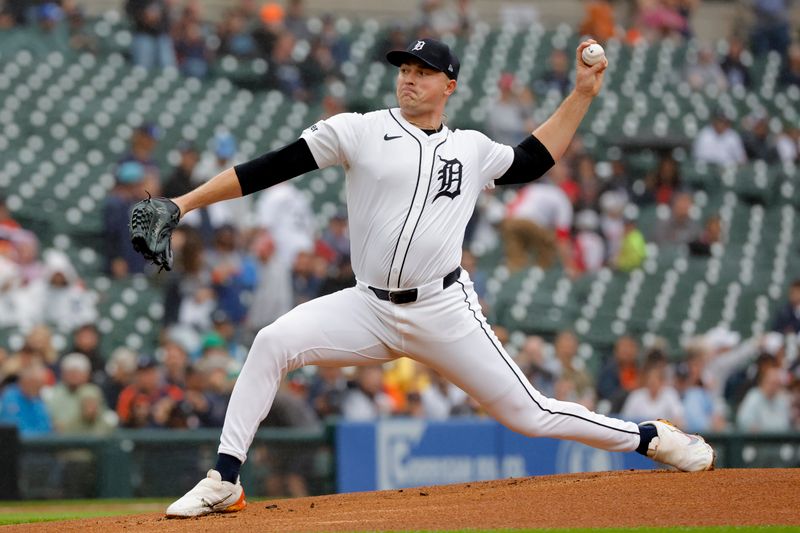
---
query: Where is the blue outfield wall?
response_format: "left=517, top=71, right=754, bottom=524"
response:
left=336, top=418, right=654, bottom=492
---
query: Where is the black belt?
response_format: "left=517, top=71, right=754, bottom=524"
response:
left=369, top=267, right=461, bottom=304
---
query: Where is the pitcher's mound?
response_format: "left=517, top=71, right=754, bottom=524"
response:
left=12, top=469, right=800, bottom=532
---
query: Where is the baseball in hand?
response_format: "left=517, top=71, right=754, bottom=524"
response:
left=581, top=43, right=605, bottom=66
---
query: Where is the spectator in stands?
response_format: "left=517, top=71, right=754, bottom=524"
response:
left=126, top=0, right=177, bottom=69
left=686, top=44, right=727, bottom=92
left=191, top=360, right=229, bottom=426
left=174, top=20, right=210, bottom=78
left=515, top=335, right=556, bottom=398
left=487, top=73, right=535, bottom=146
left=186, top=132, right=245, bottom=233
left=720, top=37, right=751, bottom=89
left=502, top=165, right=575, bottom=274
left=373, top=23, right=408, bottom=63
left=341, top=366, right=394, bottom=420
left=778, top=44, right=800, bottom=87
left=742, top=114, right=780, bottom=163
left=688, top=213, right=722, bottom=257
left=776, top=124, right=799, bottom=163
left=533, top=49, right=572, bottom=97
left=163, top=141, right=199, bottom=199
left=161, top=340, right=189, bottom=388
left=11, top=230, right=44, bottom=285
left=65, top=323, right=106, bottom=384
left=596, top=334, right=640, bottom=413
left=318, top=254, right=355, bottom=297
left=653, top=191, right=700, bottom=246
left=685, top=328, right=761, bottom=402
left=573, top=210, right=605, bottom=274
left=321, top=212, right=350, bottom=266
left=749, top=0, right=791, bottom=57
left=621, top=358, right=684, bottom=426
left=252, top=2, right=284, bottom=59
left=25, top=324, right=60, bottom=372
left=0, top=254, right=24, bottom=331
left=291, top=250, right=326, bottom=306
left=103, top=162, right=149, bottom=277
left=45, top=353, right=111, bottom=433
left=417, top=368, right=470, bottom=419
left=205, top=225, right=257, bottom=327
left=552, top=331, right=595, bottom=408
left=675, top=351, right=727, bottom=433
left=71, top=385, right=116, bottom=434
left=217, top=8, right=256, bottom=58
left=736, top=363, right=791, bottom=432
left=119, top=123, right=162, bottom=194
left=579, top=0, right=618, bottom=43
left=163, top=226, right=212, bottom=329
left=36, top=2, right=63, bottom=35
left=176, top=364, right=221, bottom=428
left=65, top=4, right=98, bottom=54
left=0, top=0, right=25, bottom=28
left=614, top=210, right=647, bottom=272
left=246, top=230, right=293, bottom=335
left=634, top=0, right=690, bottom=41
left=255, top=181, right=317, bottom=266
left=692, top=110, right=747, bottom=166
left=772, top=279, right=800, bottom=334
left=308, top=366, right=347, bottom=418
left=207, top=309, right=249, bottom=366
left=102, top=347, right=138, bottom=410
left=267, top=31, right=306, bottom=99
left=284, top=0, right=309, bottom=40
left=18, top=250, right=98, bottom=334
left=318, top=14, right=350, bottom=65
left=116, top=356, right=184, bottom=428
left=0, top=363, right=52, bottom=435
left=599, top=190, right=626, bottom=262
left=414, top=0, right=472, bottom=37
left=299, top=39, right=341, bottom=101
left=633, top=154, right=682, bottom=206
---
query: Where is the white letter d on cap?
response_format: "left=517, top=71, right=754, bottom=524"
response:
left=412, top=40, right=425, bottom=51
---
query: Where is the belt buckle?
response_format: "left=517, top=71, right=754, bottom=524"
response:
left=388, top=288, right=417, bottom=304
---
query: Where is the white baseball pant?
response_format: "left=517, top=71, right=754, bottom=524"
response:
left=218, top=269, right=641, bottom=462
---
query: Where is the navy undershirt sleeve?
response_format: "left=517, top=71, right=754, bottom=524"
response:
left=234, top=138, right=319, bottom=196
left=495, top=134, right=556, bottom=186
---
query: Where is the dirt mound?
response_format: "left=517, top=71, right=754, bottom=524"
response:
left=8, top=469, right=799, bottom=532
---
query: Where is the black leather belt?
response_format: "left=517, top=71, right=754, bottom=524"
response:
left=369, top=267, right=461, bottom=304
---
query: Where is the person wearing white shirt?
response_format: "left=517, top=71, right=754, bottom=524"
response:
left=621, top=360, right=685, bottom=427
left=502, top=164, right=575, bottom=273
left=692, top=113, right=747, bottom=166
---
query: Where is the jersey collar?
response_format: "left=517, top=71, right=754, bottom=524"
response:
left=390, top=108, right=449, bottom=142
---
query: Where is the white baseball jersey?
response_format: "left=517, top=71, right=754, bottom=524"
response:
left=216, top=107, right=643, bottom=468
left=300, top=108, right=514, bottom=289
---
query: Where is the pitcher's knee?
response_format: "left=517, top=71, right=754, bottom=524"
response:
left=487, top=401, right=545, bottom=438
left=250, top=327, right=294, bottom=366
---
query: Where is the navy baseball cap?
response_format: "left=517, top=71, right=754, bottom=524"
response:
left=387, top=38, right=460, bottom=80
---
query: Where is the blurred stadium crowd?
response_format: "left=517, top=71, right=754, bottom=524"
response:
left=0, top=0, right=799, bottom=453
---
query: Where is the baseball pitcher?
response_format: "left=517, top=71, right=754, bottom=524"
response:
left=129, top=38, right=714, bottom=518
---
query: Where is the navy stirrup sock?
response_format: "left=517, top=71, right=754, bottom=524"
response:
left=636, top=423, right=658, bottom=456
left=215, top=453, right=242, bottom=483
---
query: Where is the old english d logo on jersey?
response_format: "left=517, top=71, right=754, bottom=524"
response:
left=432, top=155, right=462, bottom=202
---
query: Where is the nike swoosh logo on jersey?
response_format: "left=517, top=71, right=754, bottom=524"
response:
left=383, top=134, right=402, bottom=141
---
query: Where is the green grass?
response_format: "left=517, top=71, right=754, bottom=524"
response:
left=0, top=498, right=169, bottom=526
left=0, top=502, right=796, bottom=531
left=418, top=526, right=800, bottom=533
